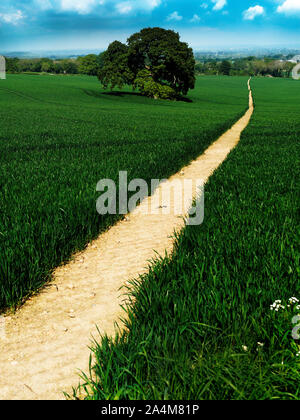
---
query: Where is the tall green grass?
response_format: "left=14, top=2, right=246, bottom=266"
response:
left=0, top=75, right=248, bottom=310
left=76, top=77, right=300, bottom=400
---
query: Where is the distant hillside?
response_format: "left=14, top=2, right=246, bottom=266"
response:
left=0, top=49, right=104, bottom=59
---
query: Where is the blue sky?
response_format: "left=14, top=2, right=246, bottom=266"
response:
left=0, top=0, right=300, bottom=52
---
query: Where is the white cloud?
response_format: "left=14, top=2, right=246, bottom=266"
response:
left=211, top=0, right=227, bottom=11
left=33, top=0, right=98, bottom=14
left=190, top=14, right=201, bottom=23
left=32, top=0, right=162, bottom=15
left=115, top=2, right=132, bottom=14
left=115, top=0, right=161, bottom=15
left=166, top=11, right=183, bottom=21
left=0, top=10, right=25, bottom=25
left=34, top=0, right=53, bottom=10
left=277, top=0, right=300, bottom=14
left=60, top=0, right=98, bottom=14
left=243, top=5, right=265, bottom=20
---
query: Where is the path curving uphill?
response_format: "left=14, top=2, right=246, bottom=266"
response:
left=0, top=80, right=254, bottom=400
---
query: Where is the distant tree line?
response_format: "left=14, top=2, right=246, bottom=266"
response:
left=196, top=57, right=295, bottom=78
left=6, top=54, right=294, bottom=81
left=5, top=54, right=105, bottom=76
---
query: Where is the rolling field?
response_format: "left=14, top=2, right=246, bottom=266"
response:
left=0, top=75, right=248, bottom=310
left=77, top=77, right=300, bottom=400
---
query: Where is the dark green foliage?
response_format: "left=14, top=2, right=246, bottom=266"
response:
left=60, top=59, right=78, bottom=74
left=0, top=75, right=247, bottom=310
left=53, top=62, right=63, bottom=74
left=41, top=59, right=55, bottom=73
left=220, top=60, right=232, bottom=75
left=97, top=52, right=105, bottom=70
left=75, top=78, right=300, bottom=400
left=98, top=28, right=195, bottom=99
left=127, top=27, right=195, bottom=96
left=78, top=54, right=102, bottom=76
left=98, top=41, right=134, bottom=90
left=196, top=57, right=294, bottom=78
left=5, top=57, right=80, bottom=75
left=134, top=69, right=177, bottom=100
left=5, top=57, right=20, bottom=73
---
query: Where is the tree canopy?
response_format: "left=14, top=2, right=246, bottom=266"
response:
left=77, top=54, right=102, bottom=76
left=98, top=27, right=196, bottom=99
left=219, top=60, right=232, bottom=76
left=98, top=41, right=134, bottom=90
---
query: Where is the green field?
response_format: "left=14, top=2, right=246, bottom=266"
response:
left=0, top=75, right=248, bottom=310
left=76, top=77, right=300, bottom=400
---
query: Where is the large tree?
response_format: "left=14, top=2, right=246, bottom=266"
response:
left=128, top=27, right=195, bottom=96
left=98, top=28, right=195, bottom=99
left=98, top=41, right=134, bottom=90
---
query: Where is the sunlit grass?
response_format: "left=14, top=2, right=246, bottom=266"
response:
left=75, top=77, right=300, bottom=400
left=0, top=75, right=248, bottom=310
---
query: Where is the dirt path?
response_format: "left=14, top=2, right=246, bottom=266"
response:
left=0, top=80, right=253, bottom=400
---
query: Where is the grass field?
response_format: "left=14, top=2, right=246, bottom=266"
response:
left=76, top=77, right=300, bottom=400
left=0, top=75, right=248, bottom=310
